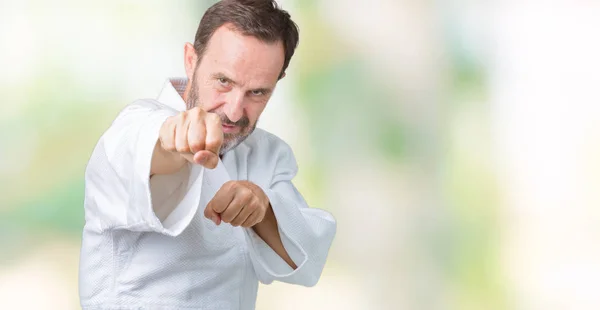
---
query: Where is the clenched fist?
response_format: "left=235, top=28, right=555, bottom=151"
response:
left=204, top=181, right=271, bottom=227
left=158, top=107, right=223, bottom=169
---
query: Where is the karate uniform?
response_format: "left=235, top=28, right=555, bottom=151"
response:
left=79, top=78, right=337, bottom=310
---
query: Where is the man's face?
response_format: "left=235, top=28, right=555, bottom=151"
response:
left=186, top=24, right=285, bottom=155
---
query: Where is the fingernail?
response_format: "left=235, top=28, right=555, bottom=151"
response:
left=211, top=216, right=218, bottom=225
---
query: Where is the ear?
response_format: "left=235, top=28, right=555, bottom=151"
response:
left=184, top=42, right=198, bottom=81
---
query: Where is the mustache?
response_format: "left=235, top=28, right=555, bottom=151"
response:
left=213, top=112, right=250, bottom=128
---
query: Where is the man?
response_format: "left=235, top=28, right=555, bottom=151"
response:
left=78, top=1, right=336, bottom=309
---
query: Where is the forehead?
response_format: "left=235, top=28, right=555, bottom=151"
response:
left=202, top=24, right=285, bottom=85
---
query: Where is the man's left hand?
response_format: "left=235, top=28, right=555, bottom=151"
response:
left=205, top=181, right=270, bottom=227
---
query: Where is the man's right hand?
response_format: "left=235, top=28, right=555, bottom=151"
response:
left=151, top=107, right=223, bottom=176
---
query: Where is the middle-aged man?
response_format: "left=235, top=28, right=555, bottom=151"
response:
left=78, top=0, right=337, bottom=309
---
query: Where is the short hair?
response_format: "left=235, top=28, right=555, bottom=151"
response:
left=193, top=0, right=300, bottom=79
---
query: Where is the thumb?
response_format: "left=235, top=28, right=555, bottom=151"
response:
left=194, top=150, right=219, bottom=169
left=204, top=204, right=222, bottom=225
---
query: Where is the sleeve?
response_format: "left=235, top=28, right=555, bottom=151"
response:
left=243, top=137, right=337, bottom=287
left=84, top=99, right=204, bottom=236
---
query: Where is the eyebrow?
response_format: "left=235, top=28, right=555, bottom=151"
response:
left=250, top=87, right=272, bottom=95
left=211, top=72, right=273, bottom=95
left=212, top=72, right=238, bottom=85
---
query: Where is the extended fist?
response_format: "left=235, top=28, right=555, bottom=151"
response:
left=159, top=107, right=223, bottom=169
left=205, top=181, right=271, bottom=227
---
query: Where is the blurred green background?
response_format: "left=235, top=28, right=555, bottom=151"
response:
left=1, top=1, right=600, bottom=309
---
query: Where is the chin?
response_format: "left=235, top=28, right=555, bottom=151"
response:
left=219, top=138, right=244, bottom=155
left=220, top=126, right=256, bottom=155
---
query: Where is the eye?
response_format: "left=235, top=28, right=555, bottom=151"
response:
left=217, top=77, right=230, bottom=86
left=251, top=90, right=265, bottom=96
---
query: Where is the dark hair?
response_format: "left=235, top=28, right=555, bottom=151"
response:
left=193, top=0, right=299, bottom=79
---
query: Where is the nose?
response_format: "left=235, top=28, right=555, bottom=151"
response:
left=223, top=90, right=245, bottom=122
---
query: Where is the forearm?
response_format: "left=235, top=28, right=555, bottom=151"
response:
left=252, top=205, right=297, bottom=269
left=150, top=140, right=187, bottom=177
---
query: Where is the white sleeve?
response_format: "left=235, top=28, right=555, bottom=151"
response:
left=243, top=137, right=337, bottom=287
left=84, top=99, right=204, bottom=236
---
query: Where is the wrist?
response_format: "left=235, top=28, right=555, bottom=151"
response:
left=254, top=202, right=275, bottom=227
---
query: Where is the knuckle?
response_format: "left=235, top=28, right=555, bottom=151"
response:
left=242, top=188, right=254, bottom=200
left=225, top=180, right=238, bottom=191
left=177, top=111, right=187, bottom=123
left=162, top=117, right=174, bottom=129
left=212, top=200, right=226, bottom=213
left=216, top=203, right=230, bottom=214
left=213, top=205, right=224, bottom=214
left=164, top=115, right=174, bottom=124
left=205, top=204, right=216, bottom=216
left=208, top=133, right=223, bottom=145
left=193, top=107, right=205, bottom=118
left=210, top=113, right=222, bottom=125
left=252, top=197, right=262, bottom=208
left=164, top=144, right=176, bottom=152
left=168, top=114, right=178, bottom=125
left=176, top=144, right=190, bottom=153
left=189, top=141, right=203, bottom=151
left=243, top=195, right=254, bottom=207
left=205, top=140, right=222, bottom=152
left=160, top=139, right=174, bottom=151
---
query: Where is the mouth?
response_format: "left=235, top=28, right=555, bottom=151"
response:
left=222, top=124, right=240, bottom=134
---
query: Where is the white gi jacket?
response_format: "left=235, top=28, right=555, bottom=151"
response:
left=78, top=78, right=337, bottom=310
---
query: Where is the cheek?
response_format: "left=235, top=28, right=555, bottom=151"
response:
left=198, top=84, right=226, bottom=112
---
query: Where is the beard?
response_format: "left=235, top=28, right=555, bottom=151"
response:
left=186, top=76, right=256, bottom=155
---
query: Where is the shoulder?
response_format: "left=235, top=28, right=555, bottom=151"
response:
left=119, top=98, right=174, bottom=115
left=110, top=99, right=179, bottom=125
